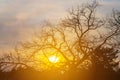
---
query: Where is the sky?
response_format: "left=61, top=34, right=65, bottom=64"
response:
left=0, top=0, right=120, bottom=53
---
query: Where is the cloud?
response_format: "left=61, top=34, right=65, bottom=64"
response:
left=100, top=0, right=120, bottom=8
left=16, top=12, right=29, bottom=21
left=0, top=0, right=120, bottom=53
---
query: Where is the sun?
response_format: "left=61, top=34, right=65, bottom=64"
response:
left=49, top=55, right=59, bottom=63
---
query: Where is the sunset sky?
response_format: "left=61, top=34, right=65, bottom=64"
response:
left=0, top=0, right=120, bottom=53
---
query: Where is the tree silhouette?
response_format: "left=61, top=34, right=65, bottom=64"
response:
left=0, top=1, right=120, bottom=80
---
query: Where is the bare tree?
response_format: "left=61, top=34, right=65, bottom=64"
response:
left=0, top=1, right=120, bottom=73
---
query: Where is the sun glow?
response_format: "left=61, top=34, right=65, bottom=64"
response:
left=49, top=55, right=59, bottom=63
